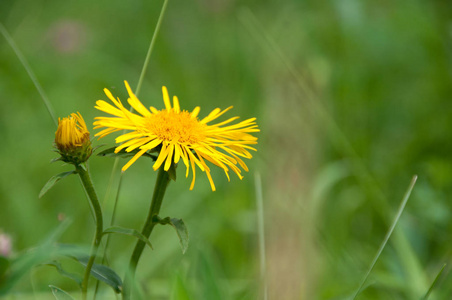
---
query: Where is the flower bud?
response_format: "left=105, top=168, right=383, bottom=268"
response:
left=55, top=112, right=92, bottom=165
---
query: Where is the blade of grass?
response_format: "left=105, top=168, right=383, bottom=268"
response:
left=254, top=172, right=268, bottom=300
left=351, top=175, right=418, bottom=299
left=135, top=0, right=169, bottom=97
left=422, top=263, right=447, bottom=300
left=0, top=22, right=57, bottom=127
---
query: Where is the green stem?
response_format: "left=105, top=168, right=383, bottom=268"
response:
left=77, top=164, right=104, bottom=300
left=95, top=1, right=169, bottom=296
left=123, top=167, right=171, bottom=299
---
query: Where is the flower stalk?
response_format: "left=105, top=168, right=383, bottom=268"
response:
left=53, top=112, right=102, bottom=299
left=77, top=164, right=104, bottom=300
left=123, top=166, right=171, bottom=299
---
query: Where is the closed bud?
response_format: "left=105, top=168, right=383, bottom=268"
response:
left=55, top=112, right=92, bottom=165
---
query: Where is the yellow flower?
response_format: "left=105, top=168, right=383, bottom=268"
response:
left=94, top=81, right=259, bottom=191
left=55, top=112, right=92, bottom=164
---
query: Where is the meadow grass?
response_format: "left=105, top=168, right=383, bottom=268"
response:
left=1, top=0, right=452, bottom=299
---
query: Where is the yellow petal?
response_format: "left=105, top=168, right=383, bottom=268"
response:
left=164, top=143, right=174, bottom=171
left=122, top=149, right=147, bottom=172
left=162, top=86, right=171, bottom=111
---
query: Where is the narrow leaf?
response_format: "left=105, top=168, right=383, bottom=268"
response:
left=97, top=147, right=157, bottom=160
left=155, top=216, right=189, bottom=254
left=43, top=261, right=82, bottom=286
left=49, top=285, right=75, bottom=300
left=75, top=257, right=122, bottom=293
left=103, top=226, right=153, bottom=250
left=39, top=171, right=76, bottom=198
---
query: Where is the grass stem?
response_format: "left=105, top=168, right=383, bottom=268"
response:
left=0, top=22, right=57, bottom=127
left=254, top=172, right=268, bottom=300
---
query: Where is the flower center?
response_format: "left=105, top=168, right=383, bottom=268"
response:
left=145, top=110, right=206, bottom=144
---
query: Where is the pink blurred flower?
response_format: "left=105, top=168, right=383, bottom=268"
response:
left=0, top=232, right=12, bottom=257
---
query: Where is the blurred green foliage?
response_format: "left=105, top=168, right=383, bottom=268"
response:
left=1, top=0, right=452, bottom=299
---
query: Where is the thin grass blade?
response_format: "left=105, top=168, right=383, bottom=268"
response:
left=254, top=172, right=268, bottom=300
left=351, top=175, right=418, bottom=299
left=0, top=22, right=57, bottom=127
left=423, top=263, right=447, bottom=300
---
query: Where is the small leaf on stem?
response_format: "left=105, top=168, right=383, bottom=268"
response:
left=154, top=216, right=189, bottom=254
left=43, top=261, right=82, bottom=286
left=75, top=257, right=122, bottom=293
left=39, top=171, right=76, bottom=198
left=49, top=285, right=75, bottom=300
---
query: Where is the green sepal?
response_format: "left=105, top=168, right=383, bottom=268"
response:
left=153, top=216, right=189, bottom=254
left=42, top=261, right=82, bottom=286
left=55, top=138, right=92, bottom=165
left=97, top=147, right=157, bottom=161
left=168, top=163, right=177, bottom=181
left=49, top=285, right=75, bottom=300
left=50, top=157, right=62, bottom=163
left=102, top=226, right=153, bottom=250
left=75, top=257, right=122, bottom=293
left=39, top=171, right=76, bottom=198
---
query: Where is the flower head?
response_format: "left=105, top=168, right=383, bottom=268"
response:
left=94, top=81, right=259, bottom=191
left=55, top=112, right=92, bottom=165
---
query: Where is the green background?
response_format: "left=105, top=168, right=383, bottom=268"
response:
left=1, top=0, right=452, bottom=299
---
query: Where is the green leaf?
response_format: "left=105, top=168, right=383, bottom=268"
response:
left=154, top=216, right=189, bottom=254
left=97, top=147, right=157, bottom=160
left=0, top=257, right=10, bottom=280
left=43, top=261, right=82, bottom=286
left=103, top=226, right=153, bottom=250
left=75, top=257, right=122, bottom=293
left=49, top=285, right=75, bottom=300
left=39, top=171, right=76, bottom=198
